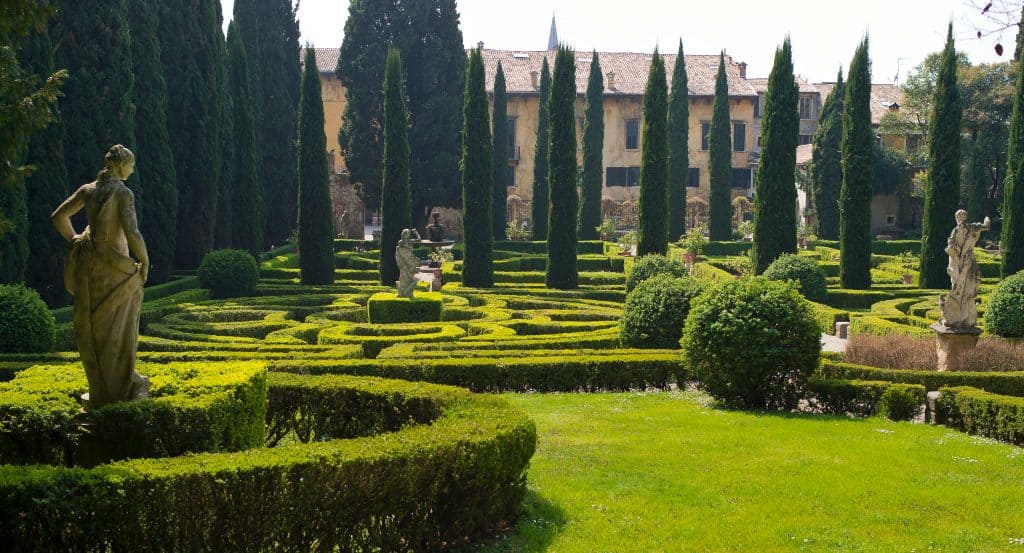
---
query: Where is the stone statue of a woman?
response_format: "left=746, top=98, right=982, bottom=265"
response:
left=940, top=209, right=991, bottom=329
left=52, top=145, right=150, bottom=408
left=395, top=228, right=421, bottom=298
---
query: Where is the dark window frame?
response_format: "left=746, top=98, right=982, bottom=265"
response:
left=625, top=119, right=640, bottom=150
left=733, top=122, right=746, bottom=152
left=700, top=121, right=711, bottom=151
left=687, top=167, right=700, bottom=188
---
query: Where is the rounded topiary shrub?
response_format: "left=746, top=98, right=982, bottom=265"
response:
left=626, top=254, right=688, bottom=292
left=197, top=249, right=259, bottom=299
left=681, top=277, right=821, bottom=410
left=761, top=253, right=828, bottom=303
left=985, top=270, right=1024, bottom=338
left=621, top=274, right=704, bottom=349
left=0, top=284, right=55, bottom=353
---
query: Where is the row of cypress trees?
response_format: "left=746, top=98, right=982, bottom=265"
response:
left=5, top=0, right=302, bottom=304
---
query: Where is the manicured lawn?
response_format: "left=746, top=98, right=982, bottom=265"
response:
left=469, top=391, right=1024, bottom=552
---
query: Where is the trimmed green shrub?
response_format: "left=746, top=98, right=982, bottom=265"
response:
left=820, top=359, right=1024, bottom=397
left=877, top=383, right=927, bottom=420
left=681, top=277, right=821, bottom=410
left=936, top=386, right=1024, bottom=445
left=0, top=362, right=266, bottom=466
left=626, top=254, right=688, bottom=292
left=367, top=291, right=443, bottom=323
left=824, top=289, right=891, bottom=309
left=0, top=284, right=55, bottom=353
left=701, top=241, right=752, bottom=256
left=197, top=249, right=259, bottom=298
left=762, top=253, right=828, bottom=302
left=810, top=378, right=925, bottom=421
left=984, top=270, right=1024, bottom=337
left=807, top=302, right=850, bottom=335
left=0, top=373, right=536, bottom=551
left=621, top=274, right=703, bottom=349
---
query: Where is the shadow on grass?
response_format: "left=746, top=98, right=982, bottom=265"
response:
left=458, top=489, right=568, bottom=553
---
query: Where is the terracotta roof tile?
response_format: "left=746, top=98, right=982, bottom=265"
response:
left=309, top=47, right=340, bottom=74
left=746, top=75, right=818, bottom=94
left=815, top=82, right=906, bottom=125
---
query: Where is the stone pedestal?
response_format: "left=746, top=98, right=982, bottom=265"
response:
left=931, top=323, right=981, bottom=371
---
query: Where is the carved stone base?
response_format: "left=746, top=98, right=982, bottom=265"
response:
left=931, top=323, right=981, bottom=371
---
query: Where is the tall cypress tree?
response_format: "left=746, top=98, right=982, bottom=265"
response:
left=461, top=48, right=494, bottom=288
left=708, top=52, right=733, bottom=241
left=1005, top=27, right=1024, bottom=276
left=966, top=131, right=988, bottom=222
left=0, top=175, right=28, bottom=283
left=578, top=51, right=604, bottom=240
left=19, top=24, right=69, bottom=301
left=126, top=0, right=178, bottom=284
left=752, top=37, right=800, bottom=274
left=54, top=0, right=135, bottom=188
left=840, top=36, right=875, bottom=289
left=531, top=58, right=552, bottom=240
left=297, top=47, right=334, bottom=285
left=338, top=0, right=465, bottom=229
left=255, top=0, right=300, bottom=248
left=920, top=24, right=962, bottom=289
left=492, top=61, right=508, bottom=240
left=638, top=49, right=669, bottom=256
left=158, top=0, right=226, bottom=268
left=667, top=40, right=690, bottom=240
left=810, top=69, right=844, bottom=240
left=215, top=53, right=235, bottom=251
left=227, top=22, right=264, bottom=258
left=546, top=45, right=579, bottom=289
left=380, top=48, right=411, bottom=286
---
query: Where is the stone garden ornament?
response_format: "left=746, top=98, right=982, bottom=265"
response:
left=395, top=228, right=421, bottom=298
left=52, top=145, right=150, bottom=408
left=931, top=209, right=990, bottom=371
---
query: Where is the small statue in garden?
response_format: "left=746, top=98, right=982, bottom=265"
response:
left=395, top=228, right=421, bottom=298
left=51, top=145, right=150, bottom=408
left=939, top=209, right=990, bottom=329
left=427, top=210, right=446, bottom=242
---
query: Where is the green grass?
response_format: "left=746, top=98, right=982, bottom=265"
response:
left=468, top=391, right=1024, bottom=552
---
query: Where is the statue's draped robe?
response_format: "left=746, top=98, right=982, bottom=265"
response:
left=943, top=224, right=984, bottom=328
left=64, top=180, right=145, bottom=407
left=395, top=240, right=419, bottom=297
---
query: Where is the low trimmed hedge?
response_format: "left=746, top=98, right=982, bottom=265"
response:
left=936, top=386, right=1024, bottom=446
left=824, top=289, right=892, bottom=309
left=268, top=353, right=684, bottom=392
left=819, top=359, right=1024, bottom=397
left=701, top=241, right=752, bottom=257
left=367, top=291, right=443, bottom=324
left=808, top=302, right=850, bottom=335
left=849, top=315, right=933, bottom=338
left=332, top=238, right=378, bottom=251
left=0, top=373, right=536, bottom=552
left=485, top=240, right=604, bottom=255
left=809, top=379, right=925, bottom=420
left=0, top=362, right=266, bottom=466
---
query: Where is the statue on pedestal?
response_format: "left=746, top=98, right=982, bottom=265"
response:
left=395, top=228, right=421, bottom=298
left=938, top=210, right=990, bottom=330
left=51, top=145, right=150, bottom=408
left=427, top=210, right=446, bottom=242
left=932, top=210, right=990, bottom=371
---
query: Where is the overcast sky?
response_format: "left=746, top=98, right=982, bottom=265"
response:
left=221, top=0, right=1018, bottom=84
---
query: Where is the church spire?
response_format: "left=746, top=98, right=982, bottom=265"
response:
left=547, top=13, right=558, bottom=50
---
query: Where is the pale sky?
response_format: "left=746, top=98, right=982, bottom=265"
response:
left=221, top=0, right=1017, bottom=84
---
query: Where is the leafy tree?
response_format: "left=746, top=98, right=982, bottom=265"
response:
left=0, top=2, right=65, bottom=283
left=1005, top=32, right=1024, bottom=276
left=638, top=49, right=669, bottom=256
left=546, top=45, right=579, bottom=289
left=126, top=0, right=178, bottom=284
left=157, top=0, right=227, bottom=268
left=460, top=48, right=494, bottom=287
left=960, top=62, right=1015, bottom=214
left=920, top=25, right=962, bottom=289
left=752, top=37, right=799, bottom=275
left=296, top=47, right=334, bottom=285
left=840, top=36, right=875, bottom=289
left=708, top=52, right=732, bottom=241
left=966, top=131, right=990, bottom=222
left=810, top=69, right=844, bottom=240
left=254, top=0, right=300, bottom=248
left=18, top=23, right=68, bottom=302
left=338, top=0, right=465, bottom=229
left=531, top=58, right=551, bottom=240
left=492, top=61, right=508, bottom=239
left=380, top=48, right=411, bottom=286
left=667, top=40, right=689, bottom=240
left=578, top=51, right=604, bottom=240
left=226, top=22, right=264, bottom=258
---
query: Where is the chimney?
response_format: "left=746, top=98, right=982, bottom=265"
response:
left=738, top=62, right=747, bottom=79
left=477, top=41, right=484, bottom=50
left=606, top=71, right=616, bottom=90
left=530, top=70, right=539, bottom=89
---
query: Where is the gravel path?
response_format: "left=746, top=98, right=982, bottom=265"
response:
left=820, top=333, right=848, bottom=353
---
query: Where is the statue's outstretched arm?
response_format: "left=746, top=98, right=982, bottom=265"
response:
left=119, top=188, right=150, bottom=283
left=51, top=186, right=85, bottom=242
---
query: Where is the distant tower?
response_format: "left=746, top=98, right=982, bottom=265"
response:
left=547, top=13, right=558, bottom=50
